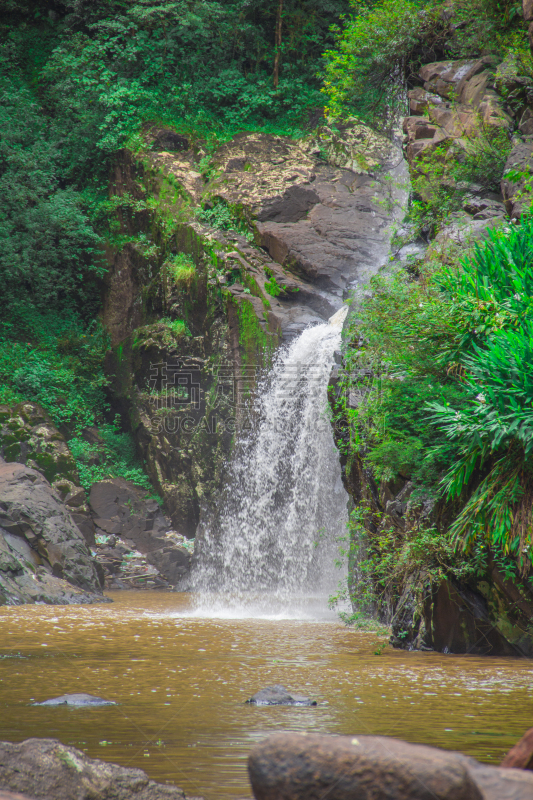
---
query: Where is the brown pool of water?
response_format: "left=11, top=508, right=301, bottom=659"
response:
left=0, top=591, right=531, bottom=799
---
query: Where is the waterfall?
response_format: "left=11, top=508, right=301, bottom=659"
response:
left=190, top=310, right=349, bottom=618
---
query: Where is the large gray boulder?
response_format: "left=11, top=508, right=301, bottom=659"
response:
left=0, top=460, right=105, bottom=605
left=0, top=739, right=202, bottom=800
left=248, top=732, right=533, bottom=800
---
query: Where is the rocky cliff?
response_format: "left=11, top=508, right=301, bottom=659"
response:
left=101, top=122, right=403, bottom=544
left=0, top=119, right=404, bottom=601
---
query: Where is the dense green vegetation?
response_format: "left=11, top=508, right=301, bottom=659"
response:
left=323, top=0, right=525, bottom=122
left=334, top=219, right=533, bottom=614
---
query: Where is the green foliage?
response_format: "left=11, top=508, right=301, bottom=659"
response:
left=323, top=0, right=525, bottom=123
left=342, top=219, right=533, bottom=582
left=0, top=65, right=103, bottom=311
left=196, top=201, right=252, bottom=239
left=425, top=223, right=533, bottom=567
left=0, top=307, right=109, bottom=433
left=264, top=274, right=284, bottom=297
left=160, top=317, right=191, bottom=337
left=339, top=262, right=467, bottom=490
left=323, top=0, right=440, bottom=122
left=2, top=0, right=349, bottom=190
left=69, top=421, right=151, bottom=491
left=166, top=253, right=196, bottom=289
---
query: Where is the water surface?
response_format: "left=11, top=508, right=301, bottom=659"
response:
left=0, top=592, right=531, bottom=799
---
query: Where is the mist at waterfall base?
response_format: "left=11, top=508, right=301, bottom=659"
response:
left=189, top=314, right=350, bottom=621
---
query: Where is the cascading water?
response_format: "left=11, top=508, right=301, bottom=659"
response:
left=190, top=309, right=349, bottom=618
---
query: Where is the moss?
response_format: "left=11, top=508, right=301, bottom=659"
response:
left=3, top=442, right=21, bottom=460
left=33, top=452, right=78, bottom=484
left=233, top=296, right=275, bottom=370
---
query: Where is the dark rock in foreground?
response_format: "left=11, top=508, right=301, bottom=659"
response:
left=246, top=685, right=317, bottom=706
left=33, top=693, right=116, bottom=707
left=0, top=738, right=203, bottom=800
left=248, top=732, right=533, bottom=800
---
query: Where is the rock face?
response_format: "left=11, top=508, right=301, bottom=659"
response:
left=0, top=403, right=98, bottom=549
left=0, top=404, right=78, bottom=485
left=206, top=129, right=399, bottom=309
left=402, top=55, right=509, bottom=245
left=246, top=685, right=317, bottom=706
left=33, top=694, right=115, bottom=707
left=248, top=732, right=533, bottom=800
left=103, top=123, right=402, bottom=536
left=404, top=56, right=510, bottom=166
left=501, top=139, right=533, bottom=219
left=89, top=478, right=192, bottom=589
left=0, top=738, right=201, bottom=800
left=0, top=460, right=105, bottom=605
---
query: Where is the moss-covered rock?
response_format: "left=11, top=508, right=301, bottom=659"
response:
left=0, top=403, right=79, bottom=485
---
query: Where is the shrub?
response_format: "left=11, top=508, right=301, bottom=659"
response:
left=342, top=219, right=533, bottom=574
left=0, top=307, right=109, bottom=433
left=69, top=422, right=151, bottom=491
left=167, top=253, right=196, bottom=289
left=0, top=69, right=103, bottom=311
left=322, top=0, right=525, bottom=123
left=322, top=0, right=441, bottom=123
left=160, top=317, right=191, bottom=337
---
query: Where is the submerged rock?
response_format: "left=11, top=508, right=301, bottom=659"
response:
left=246, top=685, right=317, bottom=706
left=248, top=732, right=533, bottom=800
left=33, top=693, right=115, bottom=707
left=0, top=738, right=201, bottom=799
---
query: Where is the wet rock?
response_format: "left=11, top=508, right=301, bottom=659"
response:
left=33, top=693, right=116, bottom=707
left=213, top=133, right=398, bottom=298
left=501, top=140, right=533, bottom=219
left=248, top=732, right=481, bottom=800
left=248, top=732, right=533, bottom=800
left=89, top=478, right=193, bottom=588
left=246, top=685, right=317, bottom=706
left=0, top=460, right=106, bottom=606
left=0, top=738, right=202, bottom=800
left=501, top=727, right=533, bottom=769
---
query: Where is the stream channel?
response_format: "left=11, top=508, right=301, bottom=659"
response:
left=1, top=591, right=533, bottom=799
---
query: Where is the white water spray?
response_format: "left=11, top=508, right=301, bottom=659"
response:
left=191, top=311, right=349, bottom=618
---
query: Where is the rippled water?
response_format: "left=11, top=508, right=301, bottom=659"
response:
left=0, top=592, right=532, bottom=799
